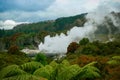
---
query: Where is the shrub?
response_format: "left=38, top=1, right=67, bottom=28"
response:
left=79, top=38, right=89, bottom=45
left=35, top=53, right=47, bottom=66
left=8, top=45, right=20, bottom=55
left=67, top=42, right=79, bottom=54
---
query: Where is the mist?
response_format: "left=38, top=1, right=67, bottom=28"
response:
left=38, top=11, right=120, bottom=54
left=38, top=2, right=120, bottom=54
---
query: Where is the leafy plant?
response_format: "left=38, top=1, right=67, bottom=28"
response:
left=0, top=60, right=100, bottom=80
left=107, top=56, right=120, bottom=66
left=35, top=53, right=47, bottom=65
left=79, top=38, right=89, bottom=45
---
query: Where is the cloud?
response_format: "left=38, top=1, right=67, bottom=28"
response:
left=39, top=25, right=96, bottom=54
left=0, top=20, right=28, bottom=30
left=0, top=0, right=55, bottom=12
left=0, top=0, right=120, bottom=22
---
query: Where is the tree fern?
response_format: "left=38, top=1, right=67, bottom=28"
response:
left=0, top=65, right=26, bottom=80
left=33, top=65, right=53, bottom=79
left=79, top=66, right=101, bottom=79
left=2, top=74, right=46, bottom=80
left=112, top=56, right=120, bottom=60
left=57, top=64, right=81, bottom=80
left=20, top=61, right=43, bottom=74
left=107, top=56, right=120, bottom=66
left=61, top=60, right=70, bottom=66
left=49, top=60, right=58, bottom=68
left=0, top=60, right=100, bottom=80
left=73, top=62, right=100, bottom=80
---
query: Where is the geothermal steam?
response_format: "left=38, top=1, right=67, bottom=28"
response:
left=38, top=12, right=120, bottom=54
left=39, top=25, right=96, bottom=54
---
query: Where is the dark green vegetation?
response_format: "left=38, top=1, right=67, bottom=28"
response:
left=0, top=13, right=87, bottom=50
left=0, top=38, right=120, bottom=80
left=0, top=12, right=120, bottom=50
left=0, top=60, right=101, bottom=80
left=0, top=12, right=120, bottom=80
left=67, top=38, right=120, bottom=56
left=0, top=51, right=31, bottom=70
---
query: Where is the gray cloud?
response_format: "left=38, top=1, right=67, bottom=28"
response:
left=0, top=0, right=55, bottom=12
left=0, top=0, right=120, bottom=23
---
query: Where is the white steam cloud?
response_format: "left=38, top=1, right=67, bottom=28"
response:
left=38, top=1, right=120, bottom=54
left=0, top=20, right=29, bottom=30
left=38, top=11, right=120, bottom=54
left=39, top=25, right=96, bottom=54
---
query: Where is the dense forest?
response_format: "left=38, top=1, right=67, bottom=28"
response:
left=0, top=12, right=120, bottom=80
left=0, top=13, right=87, bottom=50
left=0, top=38, right=120, bottom=80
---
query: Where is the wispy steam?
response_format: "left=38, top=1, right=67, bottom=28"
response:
left=39, top=25, right=96, bottom=54
left=38, top=11, right=120, bottom=54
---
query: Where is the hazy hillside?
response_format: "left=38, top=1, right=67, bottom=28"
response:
left=0, top=12, right=120, bottom=50
left=0, top=13, right=87, bottom=50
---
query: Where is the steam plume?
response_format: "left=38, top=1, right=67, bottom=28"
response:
left=39, top=3, right=120, bottom=54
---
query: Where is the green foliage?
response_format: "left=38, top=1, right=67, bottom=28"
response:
left=0, top=65, right=26, bottom=80
left=0, top=52, right=31, bottom=70
left=54, top=13, right=87, bottom=31
left=20, top=61, right=43, bottom=74
left=0, top=62, right=46, bottom=80
left=81, top=44, right=99, bottom=55
left=73, top=62, right=101, bottom=80
left=8, top=45, right=20, bottom=55
left=67, top=42, right=79, bottom=53
left=107, top=56, right=120, bottom=66
left=0, top=13, right=87, bottom=50
left=0, top=59, right=100, bottom=80
left=35, top=53, right=47, bottom=65
left=33, top=65, right=53, bottom=79
left=79, top=38, right=89, bottom=45
left=2, top=74, right=42, bottom=80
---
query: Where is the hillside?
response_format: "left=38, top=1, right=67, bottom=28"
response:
left=0, top=13, right=87, bottom=50
left=0, top=12, right=120, bottom=51
left=0, top=13, right=87, bottom=38
left=0, top=12, right=120, bottom=80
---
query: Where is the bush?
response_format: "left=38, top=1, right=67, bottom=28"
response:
left=67, top=42, right=79, bottom=54
left=35, top=53, right=47, bottom=65
left=79, top=38, right=89, bottom=45
left=8, top=45, right=20, bottom=55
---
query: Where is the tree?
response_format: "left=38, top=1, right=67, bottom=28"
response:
left=67, top=42, right=79, bottom=54
left=79, top=38, right=89, bottom=45
left=35, top=53, right=47, bottom=66
left=0, top=62, right=46, bottom=80
left=107, top=56, right=120, bottom=66
left=72, top=62, right=101, bottom=80
left=8, top=45, right=20, bottom=55
left=0, top=60, right=100, bottom=80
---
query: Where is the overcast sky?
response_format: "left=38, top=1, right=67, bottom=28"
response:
left=0, top=0, right=120, bottom=23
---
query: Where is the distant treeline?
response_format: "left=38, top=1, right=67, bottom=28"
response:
left=0, top=13, right=87, bottom=50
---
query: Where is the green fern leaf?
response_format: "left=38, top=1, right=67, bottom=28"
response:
left=20, top=61, right=43, bottom=74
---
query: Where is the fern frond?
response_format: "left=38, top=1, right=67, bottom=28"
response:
left=0, top=65, right=26, bottom=79
left=107, top=60, right=120, bottom=65
left=80, top=66, right=101, bottom=79
left=2, top=74, right=47, bottom=80
left=57, top=64, right=81, bottom=80
left=84, top=61, right=97, bottom=67
left=33, top=65, right=53, bottom=79
left=107, top=56, right=120, bottom=66
left=112, top=56, right=120, bottom=60
left=49, top=60, right=58, bottom=68
left=61, top=60, right=70, bottom=66
left=20, top=61, right=43, bottom=74
left=73, top=62, right=100, bottom=79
